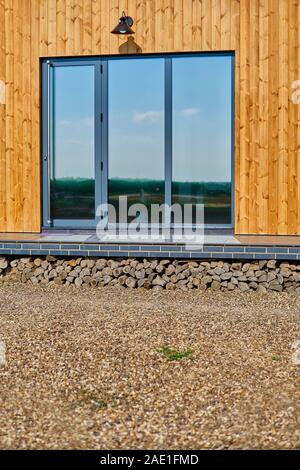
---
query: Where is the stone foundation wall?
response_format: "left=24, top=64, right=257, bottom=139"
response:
left=1, top=256, right=300, bottom=293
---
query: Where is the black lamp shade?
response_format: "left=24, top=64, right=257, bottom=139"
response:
left=111, top=14, right=135, bottom=35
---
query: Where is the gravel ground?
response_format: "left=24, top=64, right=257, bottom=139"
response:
left=0, top=283, right=299, bottom=450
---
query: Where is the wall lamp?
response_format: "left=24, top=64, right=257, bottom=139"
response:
left=111, top=11, right=135, bottom=35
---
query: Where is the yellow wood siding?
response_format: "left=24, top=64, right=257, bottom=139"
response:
left=0, top=0, right=299, bottom=234
left=0, top=0, right=6, bottom=229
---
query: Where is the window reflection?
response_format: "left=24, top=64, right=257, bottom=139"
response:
left=48, top=55, right=232, bottom=227
left=172, top=56, right=232, bottom=225
left=51, top=65, right=95, bottom=219
left=108, top=59, right=165, bottom=223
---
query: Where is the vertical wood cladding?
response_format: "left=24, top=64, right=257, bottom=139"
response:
left=0, top=0, right=299, bottom=234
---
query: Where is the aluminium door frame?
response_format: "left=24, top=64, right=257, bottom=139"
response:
left=42, top=57, right=104, bottom=228
left=42, top=51, right=234, bottom=230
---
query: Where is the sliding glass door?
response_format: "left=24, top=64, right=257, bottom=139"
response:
left=42, top=53, right=233, bottom=229
left=42, top=59, right=102, bottom=227
left=172, top=56, right=232, bottom=225
left=108, top=58, right=165, bottom=224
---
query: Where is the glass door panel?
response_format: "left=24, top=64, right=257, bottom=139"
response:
left=51, top=65, right=96, bottom=220
left=108, top=58, right=165, bottom=223
left=172, top=56, right=232, bottom=225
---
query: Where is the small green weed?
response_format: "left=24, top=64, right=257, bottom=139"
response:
left=157, top=346, right=193, bottom=361
left=271, top=355, right=281, bottom=361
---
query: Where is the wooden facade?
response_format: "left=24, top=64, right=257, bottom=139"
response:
left=0, top=0, right=299, bottom=234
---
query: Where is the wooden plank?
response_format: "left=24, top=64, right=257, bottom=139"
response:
left=100, top=0, right=109, bottom=55
left=91, top=0, right=101, bottom=54
left=0, top=0, right=6, bottom=230
left=202, top=0, right=212, bottom=50
left=257, top=0, right=269, bottom=234
left=48, top=0, right=57, bottom=56
left=220, top=0, right=231, bottom=50
left=74, top=0, right=83, bottom=55
left=268, top=0, right=279, bottom=233
left=192, top=0, right=202, bottom=51
left=164, top=0, right=174, bottom=52
left=65, top=0, right=75, bottom=55
left=154, top=0, right=165, bottom=52
left=145, top=0, right=155, bottom=52
left=238, top=0, right=250, bottom=233
left=57, top=0, right=66, bottom=55
left=278, top=0, right=289, bottom=234
left=12, top=0, right=24, bottom=231
left=30, top=0, right=41, bottom=232
left=173, top=0, right=183, bottom=51
left=212, top=0, right=221, bottom=50
left=298, top=0, right=300, bottom=232
left=4, top=0, right=14, bottom=232
left=231, top=0, right=240, bottom=232
left=287, top=0, right=297, bottom=233
left=136, top=0, right=146, bottom=51
left=83, top=0, right=92, bottom=54
left=248, top=0, right=259, bottom=234
left=21, top=0, right=32, bottom=231
left=39, top=0, right=48, bottom=57
left=183, top=0, right=193, bottom=52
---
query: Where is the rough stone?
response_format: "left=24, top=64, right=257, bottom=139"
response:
left=211, top=280, right=221, bottom=291
left=238, top=282, right=249, bottom=292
